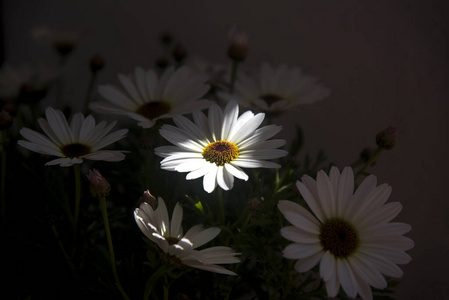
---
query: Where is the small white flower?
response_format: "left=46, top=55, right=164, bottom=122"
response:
left=134, top=196, right=240, bottom=275
left=18, top=107, right=128, bottom=167
left=218, top=63, right=330, bottom=113
left=155, top=100, right=288, bottom=193
left=278, top=166, right=414, bottom=300
left=32, top=26, right=84, bottom=55
left=90, top=66, right=211, bottom=128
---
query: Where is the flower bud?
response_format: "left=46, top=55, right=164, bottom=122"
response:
left=227, top=27, right=248, bottom=61
left=138, top=190, right=158, bottom=209
left=376, top=126, right=398, bottom=150
left=87, top=169, right=111, bottom=198
left=248, top=197, right=263, bottom=212
left=173, top=43, right=187, bottom=64
left=0, top=109, right=13, bottom=130
left=90, top=54, right=105, bottom=72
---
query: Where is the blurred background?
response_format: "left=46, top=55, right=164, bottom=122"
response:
left=1, top=0, right=448, bottom=299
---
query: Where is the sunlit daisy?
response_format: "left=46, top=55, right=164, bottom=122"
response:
left=18, top=107, right=128, bottom=166
left=155, top=100, right=288, bottom=193
left=89, top=66, right=211, bottom=128
left=134, top=192, right=240, bottom=275
left=278, top=166, right=414, bottom=300
left=218, top=63, right=330, bottom=113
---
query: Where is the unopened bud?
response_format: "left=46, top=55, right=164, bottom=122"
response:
left=0, top=109, right=13, bottom=130
left=87, top=169, right=111, bottom=198
left=248, top=197, right=263, bottom=212
left=160, top=32, right=173, bottom=45
left=90, top=54, right=105, bottom=72
left=227, top=27, right=248, bottom=61
left=173, top=43, right=187, bottom=63
left=155, top=57, right=169, bottom=69
left=138, top=190, right=158, bottom=209
left=376, top=126, right=398, bottom=150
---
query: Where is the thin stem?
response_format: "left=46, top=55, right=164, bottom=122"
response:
left=99, top=196, right=130, bottom=300
left=229, top=59, right=239, bottom=94
left=51, top=224, right=78, bottom=279
left=56, top=55, right=67, bottom=107
left=143, top=264, right=168, bottom=300
left=1, top=130, right=7, bottom=222
left=355, top=147, right=383, bottom=181
left=73, top=164, right=81, bottom=229
left=83, top=71, right=98, bottom=115
left=217, top=188, right=225, bottom=226
left=163, top=275, right=169, bottom=300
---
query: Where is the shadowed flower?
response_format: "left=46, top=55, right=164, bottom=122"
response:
left=90, top=66, right=211, bottom=128
left=218, top=63, right=330, bottom=113
left=32, top=26, right=85, bottom=56
left=134, top=196, right=240, bottom=275
left=18, top=107, right=128, bottom=166
left=155, top=100, right=288, bottom=193
left=278, top=166, right=414, bottom=300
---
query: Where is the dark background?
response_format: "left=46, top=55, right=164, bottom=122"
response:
left=1, top=1, right=448, bottom=299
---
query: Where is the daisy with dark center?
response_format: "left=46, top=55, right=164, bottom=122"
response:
left=18, top=107, right=128, bottom=166
left=134, top=192, right=240, bottom=275
left=154, top=100, right=288, bottom=193
left=278, top=166, right=414, bottom=300
left=218, top=63, right=330, bottom=113
left=89, top=66, right=212, bottom=128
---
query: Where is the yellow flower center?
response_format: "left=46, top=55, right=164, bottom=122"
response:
left=136, top=101, right=171, bottom=120
left=60, top=143, right=91, bottom=158
left=319, top=218, right=359, bottom=258
left=202, top=140, right=239, bottom=166
left=259, top=93, right=283, bottom=107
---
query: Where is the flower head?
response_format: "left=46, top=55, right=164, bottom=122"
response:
left=155, top=101, right=288, bottom=193
left=87, top=169, right=111, bottom=198
left=227, top=26, right=249, bottom=61
left=32, top=26, right=84, bottom=56
left=218, top=63, right=330, bottom=113
left=134, top=196, right=240, bottom=275
left=0, top=63, right=59, bottom=102
left=278, top=166, right=414, bottom=300
left=90, top=66, right=211, bottom=128
left=18, top=107, right=128, bottom=166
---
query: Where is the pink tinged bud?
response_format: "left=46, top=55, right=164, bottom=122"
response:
left=87, top=169, right=111, bottom=198
left=376, top=126, right=398, bottom=150
left=248, top=197, right=263, bottom=212
left=227, top=26, right=249, bottom=61
left=138, top=190, right=158, bottom=209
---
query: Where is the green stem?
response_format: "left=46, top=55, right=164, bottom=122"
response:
left=73, top=164, right=81, bottom=229
left=83, top=71, right=97, bottom=115
left=143, top=264, right=169, bottom=300
left=163, top=275, right=169, bottom=300
left=229, top=59, right=239, bottom=94
left=355, top=147, right=383, bottom=181
left=51, top=224, right=78, bottom=279
left=1, top=130, right=7, bottom=222
left=99, top=196, right=130, bottom=300
left=217, top=188, right=225, bottom=226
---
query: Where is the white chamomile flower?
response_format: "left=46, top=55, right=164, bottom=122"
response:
left=18, top=107, right=128, bottom=167
left=89, top=66, right=212, bottom=128
left=155, top=100, right=288, bottom=193
left=278, top=166, right=414, bottom=300
left=218, top=63, right=330, bottom=113
left=134, top=193, right=240, bottom=275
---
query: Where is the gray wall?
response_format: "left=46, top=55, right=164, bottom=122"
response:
left=2, top=0, right=448, bottom=299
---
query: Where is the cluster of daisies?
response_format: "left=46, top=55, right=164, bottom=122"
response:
left=14, top=60, right=413, bottom=300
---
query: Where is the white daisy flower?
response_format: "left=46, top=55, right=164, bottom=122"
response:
left=278, top=166, right=414, bottom=300
left=218, top=63, right=330, bottom=113
left=0, top=62, right=59, bottom=101
left=89, top=66, right=212, bottom=129
left=134, top=194, right=240, bottom=275
left=18, top=107, right=128, bottom=167
left=154, top=100, right=288, bottom=193
left=32, top=26, right=85, bottom=56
